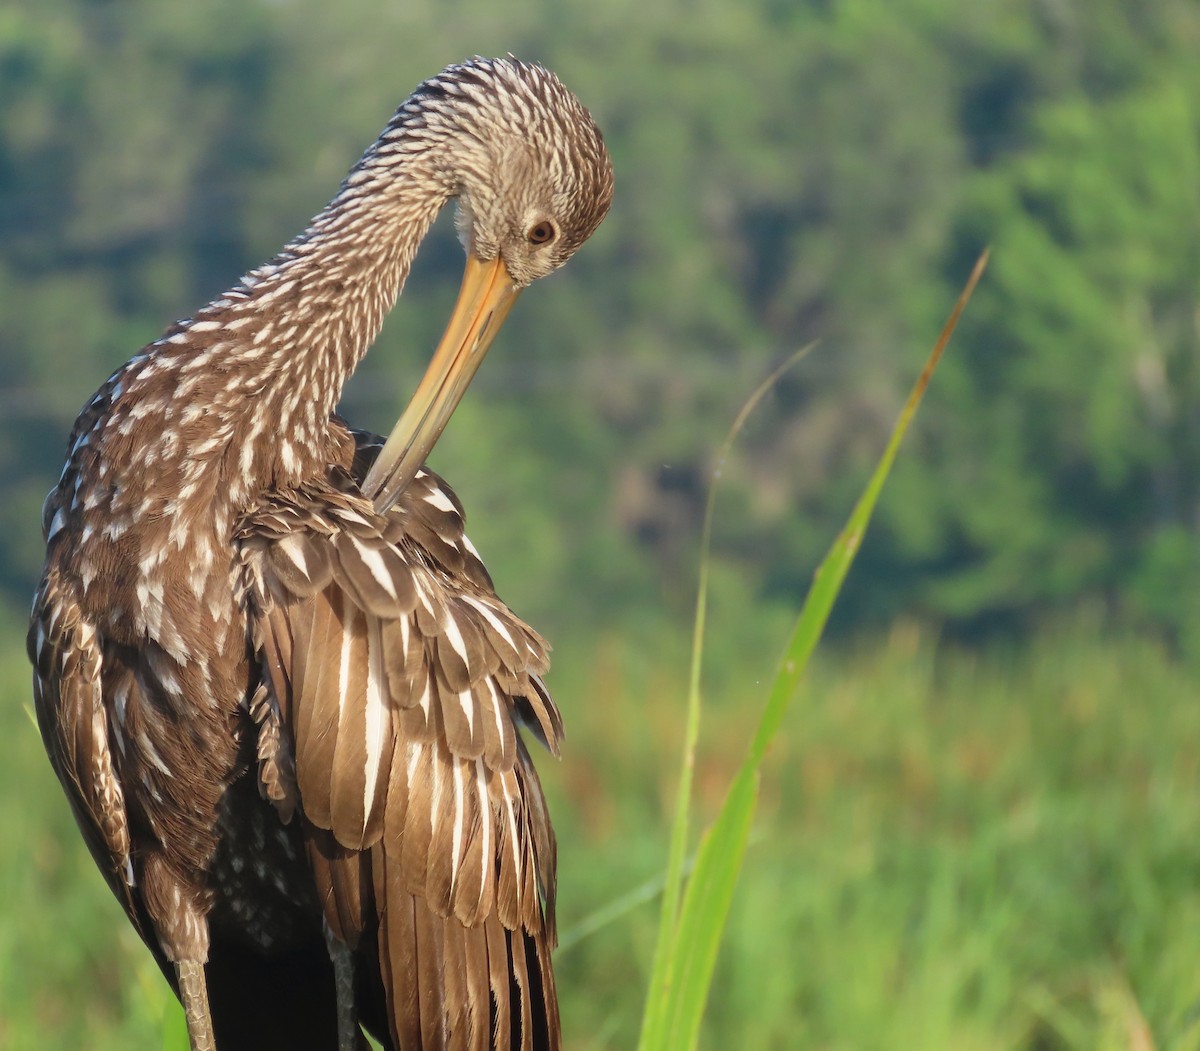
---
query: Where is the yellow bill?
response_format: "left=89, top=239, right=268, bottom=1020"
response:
left=362, top=254, right=522, bottom=513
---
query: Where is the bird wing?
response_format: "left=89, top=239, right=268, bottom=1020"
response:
left=238, top=443, right=563, bottom=1051
left=29, top=569, right=138, bottom=923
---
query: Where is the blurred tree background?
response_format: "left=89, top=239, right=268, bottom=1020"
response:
left=1, top=0, right=1196, bottom=648
left=2, top=0, right=1199, bottom=1048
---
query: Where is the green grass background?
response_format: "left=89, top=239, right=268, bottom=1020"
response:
left=5, top=605, right=1198, bottom=1049
left=2, top=4, right=1196, bottom=1047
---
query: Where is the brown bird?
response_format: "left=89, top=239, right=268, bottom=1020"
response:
left=28, top=57, right=612, bottom=1051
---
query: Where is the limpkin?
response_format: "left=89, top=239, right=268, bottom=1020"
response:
left=29, top=57, right=612, bottom=1050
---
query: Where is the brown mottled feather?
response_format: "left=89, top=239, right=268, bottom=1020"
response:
left=242, top=439, right=563, bottom=1049
left=415, top=898, right=448, bottom=1049
left=32, top=55, right=613, bottom=1050
left=463, top=923, right=491, bottom=1051
left=382, top=615, right=427, bottom=708
left=29, top=587, right=136, bottom=918
left=329, top=598, right=371, bottom=844
left=374, top=853, right=421, bottom=1049
left=293, top=591, right=342, bottom=829
left=307, top=828, right=372, bottom=946
left=511, top=927, right=534, bottom=1051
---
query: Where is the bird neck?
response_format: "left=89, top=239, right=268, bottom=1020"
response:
left=123, top=156, right=454, bottom=502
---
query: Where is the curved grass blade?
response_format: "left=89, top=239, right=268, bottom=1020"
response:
left=638, top=250, right=989, bottom=1051
left=638, top=344, right=817, bottom=1050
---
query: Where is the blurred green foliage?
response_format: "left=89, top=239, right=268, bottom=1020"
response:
left=2, top=1, right=1199, bottom=1047
left=6, top=618, right=1200, bottom=1048
left=0, top=0, right=1196, bottom=644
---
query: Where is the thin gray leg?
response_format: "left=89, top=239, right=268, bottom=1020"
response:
left=325, top=924, right=361, bottom=1051
left=176, top=959, right=216, bottom=1051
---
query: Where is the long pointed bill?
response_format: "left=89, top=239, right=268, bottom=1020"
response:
left=362, top=255, right=522, bottom=513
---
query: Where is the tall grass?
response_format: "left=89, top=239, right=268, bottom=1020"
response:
left=7, top=257, right=1199, bottom=1048
left=638, top=253, right=987, bottom=1048
left=4, top=612, right=1200, bottom=1048
left=552, top=617, right=1200, bottom=1050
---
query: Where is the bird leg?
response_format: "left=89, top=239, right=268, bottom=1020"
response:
left=325, top=924, right=360, bottom=1051
left=176, top=960, right=216, bottom=1051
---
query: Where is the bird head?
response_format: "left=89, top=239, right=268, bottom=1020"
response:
left=445, top=59, right=614, bottom=286
left=362, top=57, right=613, bottom=512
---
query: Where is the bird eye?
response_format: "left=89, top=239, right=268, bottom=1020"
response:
left=527, top=220, right=557, bottom=245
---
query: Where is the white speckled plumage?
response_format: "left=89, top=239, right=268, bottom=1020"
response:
left=30, top=56, right=611, bottom=1051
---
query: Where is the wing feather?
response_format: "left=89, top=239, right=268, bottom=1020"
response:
left=240, top=455, right=562, bottom=1049
left=268, top=532, right=333, bottom=597
left=415, top=893, right=449, bottom=1050
left=382, top=615, right=426, bottom=708
left=360, top=617, right=393, bottom=841
left=510, top=922, right=534, bottom=1051
left=484, top=913, right=512, bottom=1045
left=462, top=920, right=491, bottom=1051
left=307, top=826, right=372, bottom=946
left=30, top=576, right=137, bottom=920
left=443, top=919, right=470, bottom=1039
left=328, top=597, right=371, bottom=844
left=440, top=680, right=483, bottom=759
left=479, top=678, right=517, bottom=770
left=453, top=759, right=491, bottom=927
left=293, top=589, right=341, bottom=827
left=373, top=851, right=422, bottom=1049
left=400, top=706, right=438, bottom=895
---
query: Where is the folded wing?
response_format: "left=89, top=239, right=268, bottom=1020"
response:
left=239, top=443, right=563, bottom=1051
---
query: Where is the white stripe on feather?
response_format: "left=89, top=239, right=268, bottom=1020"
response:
left=502, top=772, right=522, bottom=888
left=475, top=759, right=490, bottom=902
left=363, top=622, right=388, bottom=824
left=484, top=678, right=506, bottom=749
left=427, top=747, right=444, bottom=890
left=425, top=488, right=457, bottom=513
left=461, top=534, right=482, bottom=560
left=413, top=575, right=442, bottom=629
left=338, top=605, right=354, bottom=721
left=464, top=596, right=518, bottom=652
left=458, top=689, right=475, bottom=736
left=334, top=507, right=372, bottom=528
left=110, top=694, right=127, bottom=756
left=443, top=614, right=469, bottom=663
left=139, top=732, right=172, bottom=776
left=406, top=740, right=421, bottom=786
left=450, top=761, right=465, bottom=894
left=351, top=537, right=398, bottom=599
left=277, top=534, right=310, bottom=579
left=47, top=507, right=67, bottom=541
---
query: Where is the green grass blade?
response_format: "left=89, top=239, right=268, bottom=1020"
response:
left=638, top=250, right=988, bottom=1051
left=655, top=765, right=758, bottom=1050
left=747, top=250, right=989, bottom=769
left=638, top=345, right=817, bottom=1050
